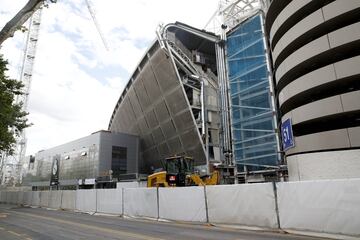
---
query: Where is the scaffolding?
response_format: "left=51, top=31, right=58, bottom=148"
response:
left=0, top=8, right=42, bottom=186
left=204, top=0, right=270, bottom=35
left=204, top=0, right=284, bottom=183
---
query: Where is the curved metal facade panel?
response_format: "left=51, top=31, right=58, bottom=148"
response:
left=266, top=0, right=360, bottom=180
left=109, top=42, right=206, bottom=172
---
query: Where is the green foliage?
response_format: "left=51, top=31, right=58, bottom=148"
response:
left=0, top=54, right=31, bottom=154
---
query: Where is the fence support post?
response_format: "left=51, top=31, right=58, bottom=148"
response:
left=272, top=181, right=281, bottom=229
left=156, top=187, right=160, bottom=220
left=121, top=188, right=124, bottom=217
left=204, top=186, right=209, bottom=223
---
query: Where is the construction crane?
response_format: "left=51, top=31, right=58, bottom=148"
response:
left=85, top=0, right=109, bottom=51
left=0, top=8, right=43, bottom=185
left=0, top=0, right=107, bottom=185
left=0, top=0, right=56, bottom=46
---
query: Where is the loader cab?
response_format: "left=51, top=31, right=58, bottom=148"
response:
left=164, top=156, right=194, bottom=186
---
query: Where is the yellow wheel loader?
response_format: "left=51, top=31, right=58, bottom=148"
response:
left=147, top=156, right=219, bottom=187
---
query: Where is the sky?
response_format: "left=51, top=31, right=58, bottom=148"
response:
left=0, top=0, right=220, bottom=155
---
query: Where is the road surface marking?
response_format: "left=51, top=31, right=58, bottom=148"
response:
left=0, top=224, right=34, bottom=240
left=8, top=230, right=22, bottom=237
left=6, top=210, right=165, bottom=240
left=0, top=213, right=8, bottom=218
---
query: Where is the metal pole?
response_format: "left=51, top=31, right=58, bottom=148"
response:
left=259, top=11, right=282, bottom=167
left=200, top=79, right=210, bottom=173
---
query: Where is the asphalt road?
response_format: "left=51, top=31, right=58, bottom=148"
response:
left=0, top=204, right=328, bottom=240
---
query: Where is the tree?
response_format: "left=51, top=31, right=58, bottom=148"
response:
left=0, top=0, right=57, bottom=45
left=0, top=54, right=31, bottom=154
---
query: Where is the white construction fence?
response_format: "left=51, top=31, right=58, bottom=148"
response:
left=0, top=178, right=359, bottom=239
left=206, top=183, right=278, bottom=228
left=124, top=187, right=158, bottom=218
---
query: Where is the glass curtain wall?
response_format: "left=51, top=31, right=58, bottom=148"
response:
left=226, top=13, right=279, bottom=171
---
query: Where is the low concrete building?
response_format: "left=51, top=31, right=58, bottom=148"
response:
left=23, top=130, right=140, bottom=189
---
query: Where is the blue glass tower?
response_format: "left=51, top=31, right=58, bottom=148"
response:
left=226, top=13, right=279, bottom=172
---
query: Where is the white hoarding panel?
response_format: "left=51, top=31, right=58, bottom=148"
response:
left=277, top=179, right=360, bottom=237
left=76, top=189, right=96, bottom=213
left=11, top=192, right=18, bottom=204
left=23, top=192, right=32, bottom=206
left=17, top=191, right=24, bottom=205
left=96, top=189, right=123, bottom=215
left=7, top=192, right=12, bottom=204
left=159, top=187, right=207, bottom=222
left=31, top=191, right=41, bottom=206
left=206, top=184, right=278, bottom=229
left=6, top=191, right=11, bottom=203
left=49, top=191, right=62, bottom=209
left=123, top=188, right=157, bottom=219
left=13, top=192, right=20, bottom=204
left=40, top=191, right=50, bottom=208
left=61, top=190, right=76, bottom=210
left=116, top=182, right=139, bottom=188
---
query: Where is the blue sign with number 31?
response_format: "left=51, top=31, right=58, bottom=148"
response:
left=281, top=118, right=295, bottom=151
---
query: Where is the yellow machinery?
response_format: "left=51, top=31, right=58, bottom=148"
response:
left=147, top=156, right=219, bottom=187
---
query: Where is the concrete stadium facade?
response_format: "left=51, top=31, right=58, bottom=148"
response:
left=266, top=0, right=360, bottom=180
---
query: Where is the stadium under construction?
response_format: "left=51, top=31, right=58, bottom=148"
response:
left=16, top=0, right=360, bottom=189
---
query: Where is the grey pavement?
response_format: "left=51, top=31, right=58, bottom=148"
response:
left=0, top=204, right=329, bottom=240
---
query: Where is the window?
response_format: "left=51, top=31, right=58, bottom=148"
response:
left=112, top=146, right=127, bottom=176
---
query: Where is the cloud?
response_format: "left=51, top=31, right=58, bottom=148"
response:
left=0, top=0, right=219, bottom=155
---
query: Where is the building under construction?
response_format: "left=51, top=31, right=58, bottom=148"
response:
left=109, top=1, right=282, bottom=183
left=8, top=0, right=281, bottom=188
left=3, top=0, right=360, bottom=187
left=108, top=24, right=226, bottom=177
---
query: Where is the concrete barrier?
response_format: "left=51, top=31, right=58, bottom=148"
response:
left=40, top=191, right=50, bottom=208
left=124, top=188, right=157, bottom=219
left=96, top=189, right=122, bottom=215
left=206, top=183, right=278, bottom=229
left=76, top=189, right=96, bottom=213
left=31, top=191, right=41, bottom=206
left=49, top=191, right=62, bottom=209
left=23, top=191, right=33, bottom=206
left=159, top=187, right=207, bottom=222
left=277, top=179, right=360, bottom=237
left=61, top=190, right=76, bottom=210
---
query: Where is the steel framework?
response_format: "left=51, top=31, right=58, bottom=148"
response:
left=0, top=8, right=42, bottom=186
left=204, top=0, right=284, bottom=183
left=204, top=0, right=270, bottom=35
